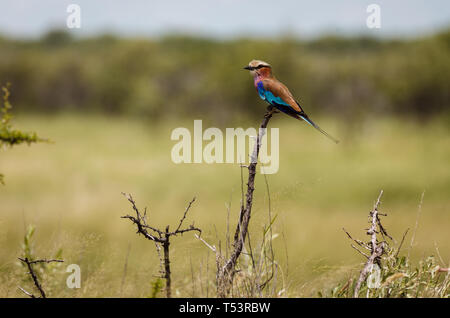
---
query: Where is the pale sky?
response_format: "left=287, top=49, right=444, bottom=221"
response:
left=0, top=0, right=449, bottom=39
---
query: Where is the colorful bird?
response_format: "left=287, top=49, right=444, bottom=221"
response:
left=244, top=59, right=339, bottom=143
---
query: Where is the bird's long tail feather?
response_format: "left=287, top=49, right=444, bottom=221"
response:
left=299, top=114, right=339, bottom=144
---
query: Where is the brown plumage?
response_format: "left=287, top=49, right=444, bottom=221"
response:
left=261, top=79, right=304, bottom=114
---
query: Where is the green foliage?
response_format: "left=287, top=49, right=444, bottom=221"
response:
left=0, top=83, right=43, bottom=184
left=0, top=84, right=40, bottom=147
left=149, top=278, right=163, bottom=298
left=18, top=224, right=64, bottom=295
left=0, top=29, right=448, bottom=122
left=21, top=224, right=36, bottom=262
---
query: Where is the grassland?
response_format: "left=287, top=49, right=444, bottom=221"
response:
left=0, top=113, right=449, bottom=297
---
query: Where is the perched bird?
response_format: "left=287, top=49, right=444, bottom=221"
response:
left=244, top=59, right=339, bottom=143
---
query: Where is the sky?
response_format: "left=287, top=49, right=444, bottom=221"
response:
left=0, top=0, right=449, bottom=39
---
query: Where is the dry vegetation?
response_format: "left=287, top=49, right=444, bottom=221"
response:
left=1, top=111, right=448, bottom=298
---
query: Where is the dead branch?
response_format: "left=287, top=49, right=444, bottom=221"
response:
left=217, top=106, right=275, bottom=297
left=194, top=233, right=226, bottom=296
left=394, top=228, right=409, bottom=258
left=18, top=257, right=64, bottom=298
left=24, top=259, right=64, bottom=265
left=345, top=190, right=393, bottom=298
left=195, top=233, right=216, bottom=253
left=175, top=197, right=196, bottom=232
left=18, top=286, right=35, bottom=298
left=343, top=228, right=371, bottom=251
left=121, top=193, right=201, bottom=298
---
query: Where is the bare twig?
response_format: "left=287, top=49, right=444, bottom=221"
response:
left=121, top=193, right=201, bottom=298
left=195, top=233, right=216, bottom=253
left=18, top=286, right=35, bottom=298
left=18, top=257, right=64, bottom=298
left=351, top=190, right=392, bottom=298
left=175, top=197, right=196, bottom=232
left=395, top=228, right=409, bottom=258
left=25, top=259, right=64, bottom=265
left=194, top=233, right=227, bottom=297
left=343, top=228, right=371, bottom=251
left=350, top=244, right=370, bottom=259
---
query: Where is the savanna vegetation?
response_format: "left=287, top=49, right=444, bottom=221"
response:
left=0, top=29, right=449, bottom=298
left=0, top=84, right=42, bottom=184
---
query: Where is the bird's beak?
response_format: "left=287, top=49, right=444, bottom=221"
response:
left=243, top=66, right=252, bottom=70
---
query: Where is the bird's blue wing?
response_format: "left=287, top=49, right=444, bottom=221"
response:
left=256, top=80, right=339, bottom=143
left=264, top=89, right=302, bottom=117
left=265, top=90, right=291, bottom=107
left=257, top=81, right=293, bottom=108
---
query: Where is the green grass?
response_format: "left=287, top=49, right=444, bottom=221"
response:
left=0, top=113, right=449, bottom=297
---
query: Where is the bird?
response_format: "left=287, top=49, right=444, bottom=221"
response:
left=244, top=59, right=339, bottom=143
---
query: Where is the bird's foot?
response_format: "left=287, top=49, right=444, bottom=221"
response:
left=265, top=106, right=279, bottom=118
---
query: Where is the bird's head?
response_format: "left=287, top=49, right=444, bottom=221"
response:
left=244, top=60, right=272, bottom=77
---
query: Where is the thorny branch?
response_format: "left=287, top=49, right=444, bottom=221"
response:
left=121, top=193, right=201, bottom=298
left=18, top=257, right=64, bottom=298
left=345, top=190, right=392, bottom=298
left=217, top=106, right=275, bottom=296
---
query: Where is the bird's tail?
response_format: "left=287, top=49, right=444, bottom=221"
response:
left=299, top=113, right=339, bottom=144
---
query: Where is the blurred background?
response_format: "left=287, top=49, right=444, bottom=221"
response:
left=0, top=0, right=449, bottom=297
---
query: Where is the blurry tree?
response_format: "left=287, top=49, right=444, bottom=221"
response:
left=0, top=29, right=448, bottom=123
left=0, top=83, right=43, bottom=184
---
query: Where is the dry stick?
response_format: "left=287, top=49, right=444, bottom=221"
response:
left=218, top=107, right=274, bottom=296
left=18, top=286, right=35, bottom=298
left=353, top=190, right=387, bottom=298
left=394, top=228, right=410, bottom=258
left=175, top=198, right=196, bottom=233
left=163, top=226, right=172, bottom=298
left=20, top=257, right=47, bottom=298
left=194, top=233, right=226, bottom=296
left=342, top=228, right=371, bottom=251
left=18, top=257, right=64, bottom=298
left=121, top=193, right=201, bottom=298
